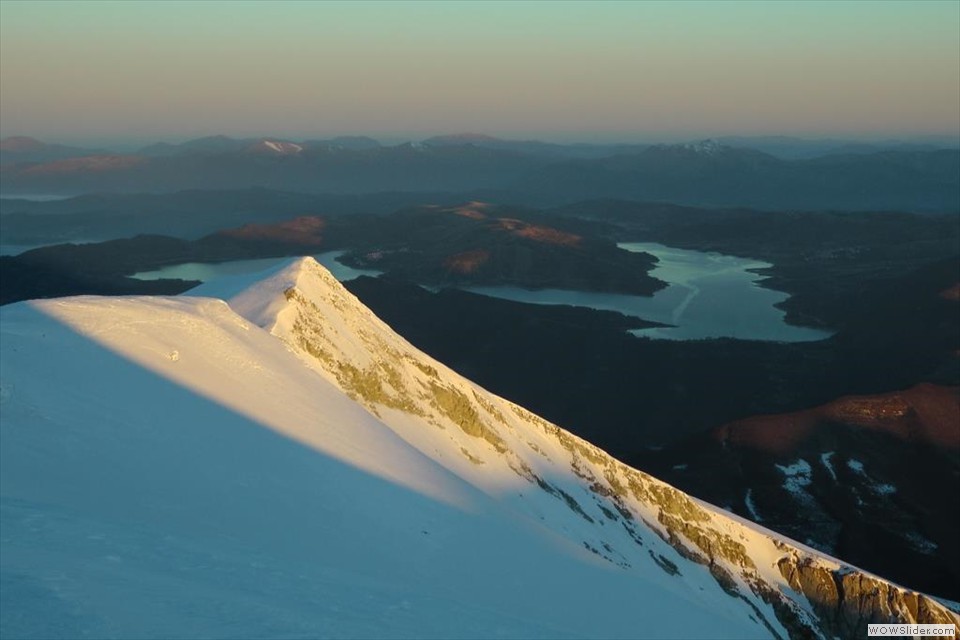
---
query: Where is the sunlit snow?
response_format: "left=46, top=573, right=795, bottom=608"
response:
left=2, top=258, right=954, bottom=638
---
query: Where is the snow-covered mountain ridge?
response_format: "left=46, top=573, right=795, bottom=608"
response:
left=1, top=257, right=957, bottom=638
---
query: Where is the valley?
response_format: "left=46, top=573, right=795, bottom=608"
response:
left=3, top=193, right=956, bottom=606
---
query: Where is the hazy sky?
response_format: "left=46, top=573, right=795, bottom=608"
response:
left=1, top=0, right=958, bottom=145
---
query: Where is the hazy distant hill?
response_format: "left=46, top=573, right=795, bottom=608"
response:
left=2, top=135, right=958, bottom=212
left=302, top=135, right=382, bottom=150
left=137, top=135, right=251, bottom=156
left=0, top=137, right=550, bottom=196
left=715, top=135, right=959, bottom=159
left=512, top=142, right=960, bottom=212
left=0, top=189, right=476, bottom=243
left=139, top=135, right=383, bottom=156
left=0, top=136, right=107, bottom=164
left=421, top=133, right=650, bottom=158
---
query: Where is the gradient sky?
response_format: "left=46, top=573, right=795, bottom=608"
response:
left=1, top=0, right=958, bottom=145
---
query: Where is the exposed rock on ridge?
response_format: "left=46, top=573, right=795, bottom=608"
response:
left=220, top=257, right=960, bottom=639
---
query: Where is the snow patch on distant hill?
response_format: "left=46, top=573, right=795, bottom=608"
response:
left=248, top=139, right=304, bottom=155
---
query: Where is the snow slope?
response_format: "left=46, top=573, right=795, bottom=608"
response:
left=2, top=257, right=957, bottom=639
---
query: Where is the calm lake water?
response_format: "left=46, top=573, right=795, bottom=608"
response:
left=132, top=243, right=829, bottom=342
left=465, top=242, right=831, bottom=342
left=131, top=251, right=381, bottom=283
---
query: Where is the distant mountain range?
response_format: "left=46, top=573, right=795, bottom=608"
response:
left=0, top=135, right=548, bottom=197
left=2, top=134, right=958, bottom=211
left=0, top=136, right=108, bottom=164
left=136, top=134, right=384, bottom=157
left=512, top=143, right=960, bottom=211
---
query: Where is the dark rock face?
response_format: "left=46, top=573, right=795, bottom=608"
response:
left=541, top=421, right=960, bottom=639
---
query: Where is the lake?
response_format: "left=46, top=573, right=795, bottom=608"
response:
left=129, top=243, right=830, bottom=342
left=131, top=251, right=381, bottom=284
left=464, top=242, right=831, bottom=342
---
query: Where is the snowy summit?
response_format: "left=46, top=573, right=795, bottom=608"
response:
left=1, top=257, right=956, bottom=638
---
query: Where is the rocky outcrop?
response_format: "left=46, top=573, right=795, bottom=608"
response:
left=778, top=556, right=959, bottom=638
left=268, top=258, right=960, bottom=640
left=540, top=418, right=960, bottom=638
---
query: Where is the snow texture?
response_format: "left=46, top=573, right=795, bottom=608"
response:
left=2, top=258, right=955, bottom=638
left=819, top=452, right=837, bottom=482
left=775, top=459, right=814, bottom=506
left=744, top=489, right=763, bottom=522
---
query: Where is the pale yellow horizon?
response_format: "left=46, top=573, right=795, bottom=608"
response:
left=2, top=1, right=958, bottom=145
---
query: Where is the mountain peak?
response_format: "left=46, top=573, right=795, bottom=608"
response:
left=190, top=255, right=334, bottom=330
left=3, top=260, right=957, bottom=636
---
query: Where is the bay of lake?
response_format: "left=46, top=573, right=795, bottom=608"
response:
left=464, top=242, right=831, bottom=342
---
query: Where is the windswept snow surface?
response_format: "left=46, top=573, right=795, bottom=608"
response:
left=2, top=258, right=956, bottom=638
